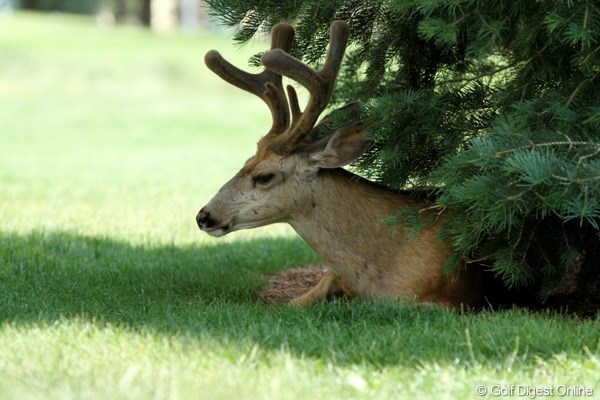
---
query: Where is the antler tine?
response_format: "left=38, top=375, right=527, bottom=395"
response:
left=262, top=21, right=350, bottom=154
left=286, top=85, right=301, bottom=126
left=204, top=23, right=295, bottom=134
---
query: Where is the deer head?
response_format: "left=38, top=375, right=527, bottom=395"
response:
left=197, top=21, right=370, bottom=237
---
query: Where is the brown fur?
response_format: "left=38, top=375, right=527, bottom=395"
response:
left=286, top=169, right=481, bottom=307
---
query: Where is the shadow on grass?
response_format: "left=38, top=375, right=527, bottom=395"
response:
left=1, top=230, right=599, bottom=367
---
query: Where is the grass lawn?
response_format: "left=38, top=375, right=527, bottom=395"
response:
left=1, top=12, right=599, bottom=400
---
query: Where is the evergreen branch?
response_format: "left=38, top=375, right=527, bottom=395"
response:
left=464, top=255, right=493, bottom=265
left=550, top=174, right=600, bottom=183
left=504, top=187, right=533, bottom=202
left=582, top=110, right=600, bottom=124
left=494, top=140, right=600, bottom=157
left=418, top=203, right=446, bottom=217
left=519, top=218, right=540, bottom=266
left=437, top=64, right=513, bottom=86
left=580, top=44, right=600, bottom=65
left=565, top=72, right=599, bottom=107
left=577, top=146, right=600, bottom=166
left=516, top=43, right=551, bottom=102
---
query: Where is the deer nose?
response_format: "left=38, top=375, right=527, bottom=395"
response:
left=196, top=211, right=210, bottom=227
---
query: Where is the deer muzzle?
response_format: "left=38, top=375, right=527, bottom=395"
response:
left=196, top=208, right=232, bottom=237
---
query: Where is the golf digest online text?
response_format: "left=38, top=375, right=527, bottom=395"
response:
left=475, top=384, right=593, bottom=398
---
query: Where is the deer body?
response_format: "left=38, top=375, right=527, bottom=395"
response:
left=287, top=168, right=480, bottom=306
left=197, top=21, right=481, bottom=307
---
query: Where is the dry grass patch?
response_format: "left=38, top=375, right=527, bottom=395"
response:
left=259, top=264, right=328, bottom=304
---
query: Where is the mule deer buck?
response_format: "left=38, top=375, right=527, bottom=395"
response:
left=197, top=21, right=481, bottom=307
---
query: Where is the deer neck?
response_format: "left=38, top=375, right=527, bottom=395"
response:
left=288, top=169, right=401, bottom=264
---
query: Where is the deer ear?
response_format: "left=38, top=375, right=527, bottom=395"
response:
left=309, top=124, right=371, bottom=168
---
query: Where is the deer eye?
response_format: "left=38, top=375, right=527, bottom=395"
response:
left=252, top=173, right=275, bottom=185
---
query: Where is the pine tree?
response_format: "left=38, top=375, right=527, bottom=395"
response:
left=206, top=0, right=600, bottom=308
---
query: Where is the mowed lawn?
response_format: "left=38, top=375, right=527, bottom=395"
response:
left=1, top=12, right=599, bottom=400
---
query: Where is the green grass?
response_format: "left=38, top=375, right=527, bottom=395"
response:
left=1, top=12, right=599, bottom=400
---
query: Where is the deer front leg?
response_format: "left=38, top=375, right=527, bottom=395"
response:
left=289, top=271, right=344, bottom=306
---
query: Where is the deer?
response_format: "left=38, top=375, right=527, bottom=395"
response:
left=196, top=21, right=481, bottom=307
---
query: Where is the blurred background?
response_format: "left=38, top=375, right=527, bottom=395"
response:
left=2, top=0, right=216, bottom=32
left=0, top=3, right=295, bottom=246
